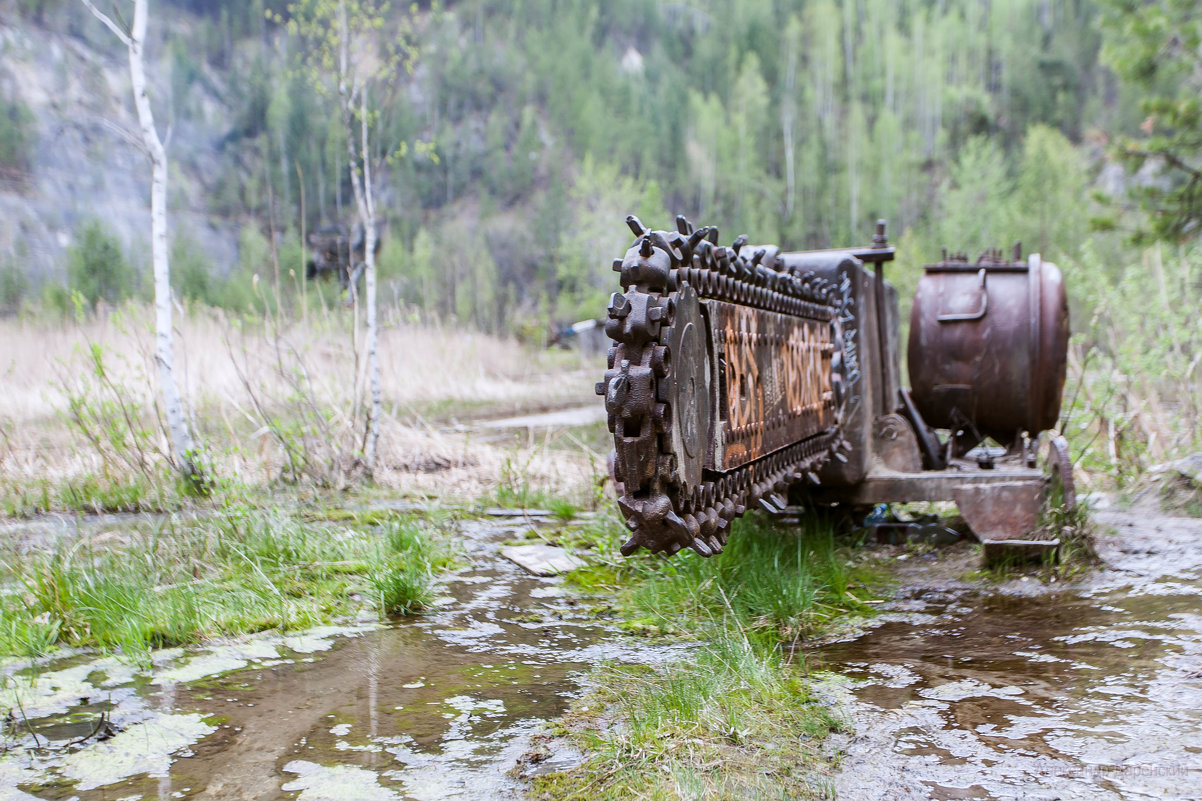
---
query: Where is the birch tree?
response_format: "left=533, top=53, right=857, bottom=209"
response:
left=279, top=0, right=424, bottom=476
left=80, top=0, right=205, bottom=489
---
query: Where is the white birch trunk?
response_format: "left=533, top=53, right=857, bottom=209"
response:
left=82, top=0, right=202, bottom=485
left=361, top=92, right=381, bottom=471
left=337, top=0, right=381, bottom=474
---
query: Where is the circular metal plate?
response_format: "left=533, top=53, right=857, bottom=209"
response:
left=1044, top=434, right=1077, bottom=512
left=665, top=284, right=709, bottom=493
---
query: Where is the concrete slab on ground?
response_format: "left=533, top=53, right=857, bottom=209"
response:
left=501, top=544, right=585, bottom=576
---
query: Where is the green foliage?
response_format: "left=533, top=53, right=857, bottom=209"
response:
left=369, top=518, right=454, bottom=616
left=532, top=631, right=844, bottom=800
left=493, top=453, right=551, bottom=510
left=0, top=261, right=29, bottom=310
left=65, top=220, right=136, bottom=307
left=1099, top=0, right=1202, bottom=242
left=1012, top=125, right=1090, bottom=259
left=938, top=136, right=1014, bottom=254
left=188, top=0, right=1117, bottom=335
left=618, top=513, right=876, bottom=642
left=0, top=508, right=451, bottom=658
left=552, top=156, right=667, bottom=323
left=0, top=473, right=181, bottom=518
left=536, top=510, right=873, bottom=799
left=1061, top=243, right=1202, bottom=483
left=171, top=233, right=218, bottom=305
left=61, top=343, right=162, bottom=480
left=0, top=96, right=34, bottom=171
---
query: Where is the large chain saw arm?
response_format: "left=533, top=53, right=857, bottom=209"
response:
left=596, top=215, right=855, bottom=558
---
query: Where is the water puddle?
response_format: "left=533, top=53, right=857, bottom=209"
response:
left=821, top=508, right=1202, bottom=800
left=1, top=517, right=678, bottom=800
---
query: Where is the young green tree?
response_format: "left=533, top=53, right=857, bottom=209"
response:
left=938, top=136, right=1013, bottom=255
left=278, top=0, right=426, bottom=475
left=66, top=220, right=135, bottom=306
left=1011, top=125, right=1089, bottom=259
left=79, top=0, right=206, bottom=490
left=1099, top=0, right=1202, bottom=242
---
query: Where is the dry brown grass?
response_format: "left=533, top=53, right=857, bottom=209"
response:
left=0, top=304, right=605, bottom=509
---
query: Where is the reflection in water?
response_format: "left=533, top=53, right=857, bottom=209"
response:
left=824, top=511, right=1202, bottom=801
left=9, top=509, right=1202, bottom=800
left=3, top=518, right=682, bottom=800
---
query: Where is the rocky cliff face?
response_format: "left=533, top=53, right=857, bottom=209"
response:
left=0, top=3, right=238, bottom=286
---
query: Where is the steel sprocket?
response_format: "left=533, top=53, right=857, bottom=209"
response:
left=598, top=215, right=845, bottom=558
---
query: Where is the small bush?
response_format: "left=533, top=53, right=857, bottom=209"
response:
left=66, top=220, right=136, bottom=307
left=0, top=261, right=29, bottom=309
left=0, top=97, right=34, bottom=170
left=172, top=233, right=219, bottom=306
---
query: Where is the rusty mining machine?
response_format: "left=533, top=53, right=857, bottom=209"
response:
left=596, top=216, right=1074, bottom=560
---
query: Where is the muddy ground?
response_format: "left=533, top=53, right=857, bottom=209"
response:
left=2, top=501, right=1200, bottom=800
left=822, top=503, right=1202, bottom=800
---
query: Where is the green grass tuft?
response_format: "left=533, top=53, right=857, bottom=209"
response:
left=618, top=512, right=879, bottom=642
left=531, top=510, right=879, bottom=799
left=529, top=629, right=846, bottom=800
left=0, top=507, right=454, bottom=659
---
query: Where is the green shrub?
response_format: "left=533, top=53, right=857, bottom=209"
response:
left=172, top=233, right=219, bottom=305
left=65, top=220, right=136, bottom=307
left=0, top=97, right=34, bottom=170
left=0, top=261, right=29, bottom=309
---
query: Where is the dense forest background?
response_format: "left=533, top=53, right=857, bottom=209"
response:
left=0, top=0, right=1194, bottom=334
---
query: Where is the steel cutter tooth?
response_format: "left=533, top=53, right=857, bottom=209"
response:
left=619, top=529, right=642, bottom=555
left=604, top=216, right=844, bottom=558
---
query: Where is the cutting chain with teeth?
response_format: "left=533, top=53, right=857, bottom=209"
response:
left=597, top=215, right=850, bottom=558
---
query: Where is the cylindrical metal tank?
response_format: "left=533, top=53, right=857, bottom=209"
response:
left=907, top=252, right=1069, bottom=442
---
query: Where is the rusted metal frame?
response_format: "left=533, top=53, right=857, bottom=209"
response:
left=796, top=245, right=896, bottom=264
left=870, top=221, right=894, bottom=419
left=710, top=301, right=834, bottom=471
left=600, top=216, right=846, bottom=558
left=1027, top=253, right=1043, bottom=437
left=936, top=268, right=988, bottom=322
left=922, top=264, right=1029, bottom=273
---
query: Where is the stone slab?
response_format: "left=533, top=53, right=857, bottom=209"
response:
left=501, top=544, right=585, bottom=577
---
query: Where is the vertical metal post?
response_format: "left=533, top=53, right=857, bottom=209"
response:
left=871, top=219, right=892, bottom=416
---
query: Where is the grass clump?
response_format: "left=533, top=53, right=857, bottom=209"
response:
left=0, top=473, right=186, bottom=518
left=370, top=519, right=449, bottom=615
left=532, top=511, right=877, bottom=798
left=529, top=629, right=845, bottom=800
left=620, top=513, right=878, bottom=642
left=0, top=507, right=453, bottom=660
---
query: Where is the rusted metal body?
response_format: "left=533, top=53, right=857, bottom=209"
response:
left=709, top=302, right=836, bottom=471
left=306, top=223, right=383, bottom=290
left=598, top=216, right=1073, bottom=558
left=908, top=250, right=1069, bottom=449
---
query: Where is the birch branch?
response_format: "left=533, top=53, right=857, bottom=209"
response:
left=79, top=0, right=132, bottom=47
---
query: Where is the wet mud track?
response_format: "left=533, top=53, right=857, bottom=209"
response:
left=823, top=507, right=1202, bottom=800
left=1, top=518, right=678, bottom=800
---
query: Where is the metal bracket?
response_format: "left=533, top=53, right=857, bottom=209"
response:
left=937, top=267, right=988, bottom=322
